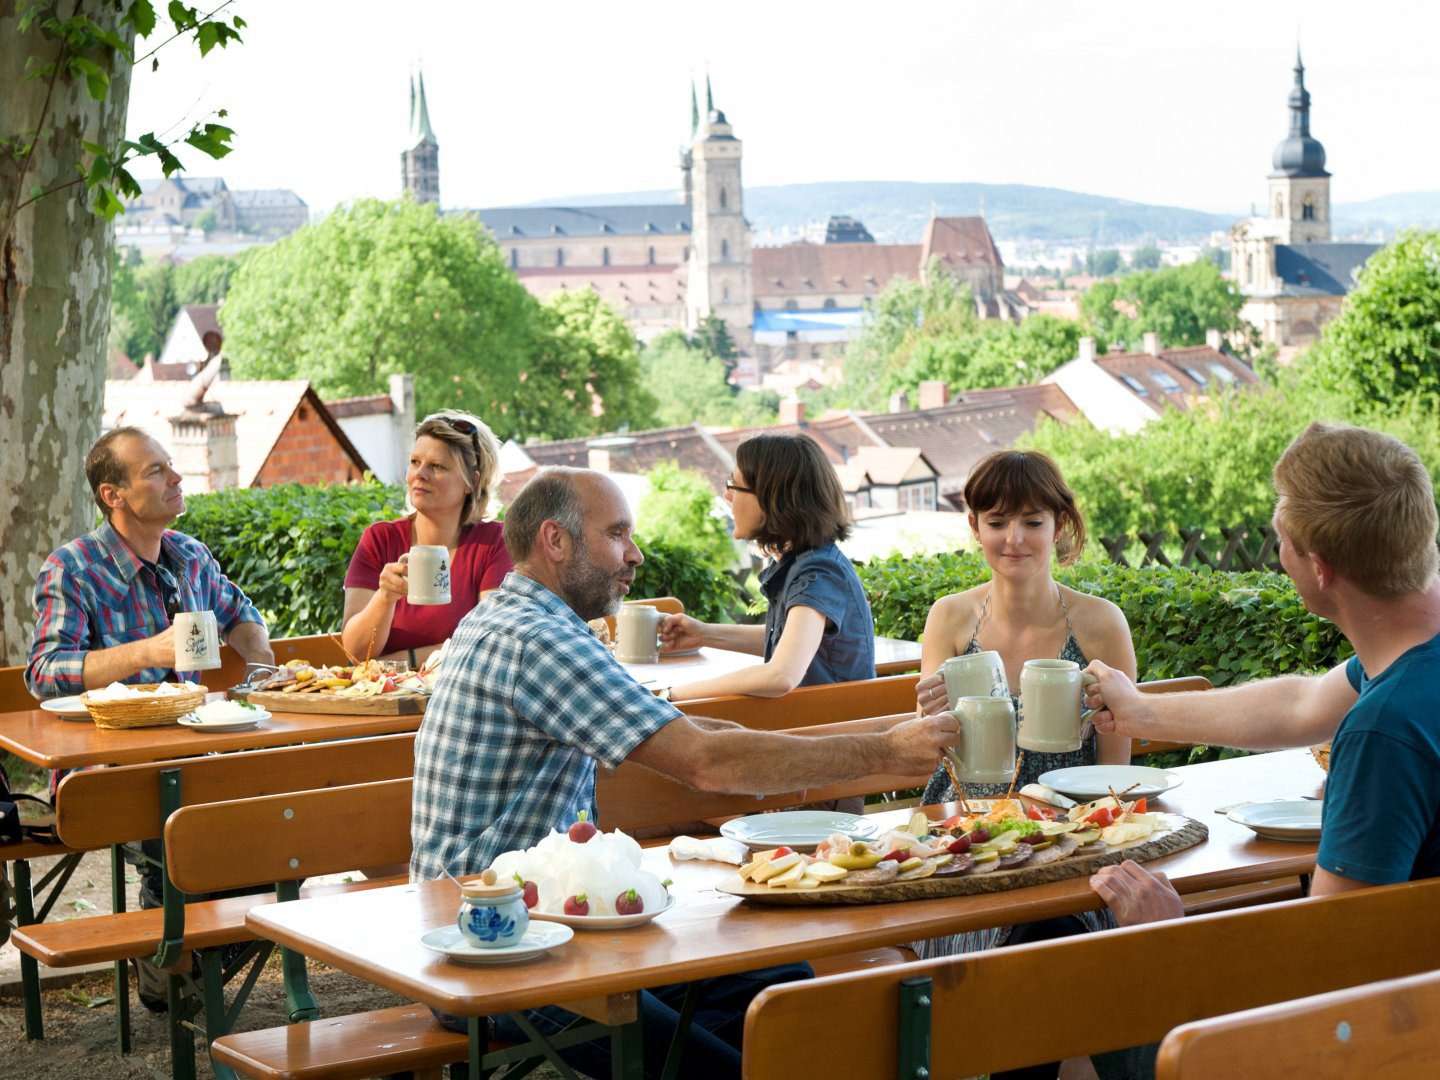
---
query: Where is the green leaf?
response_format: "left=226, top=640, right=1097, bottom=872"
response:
left=168, top=1, right=196, bottom=29
left=196, top=21, right=219, bottom=56
left=69, top=56, right=110, bottom=101
left=92, top=184, right=124, bottom=219
left=185, top=122, right=234, bottom=159
left=125, top=0, right=158, bottom=37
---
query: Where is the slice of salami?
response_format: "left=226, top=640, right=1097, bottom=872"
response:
left=996, top=847, right=1034, bottom=870
left=932, top=853, right=974, bottom=877
left=843, top=862, right=901, bottom=886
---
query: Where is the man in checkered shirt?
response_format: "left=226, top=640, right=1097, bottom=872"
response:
left=414, top=467, right=957, bottom=1079
left=27, top=426, right=274, bottom=699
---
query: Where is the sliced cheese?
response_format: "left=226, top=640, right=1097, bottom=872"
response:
left=751, top=852, right=802, bottom=883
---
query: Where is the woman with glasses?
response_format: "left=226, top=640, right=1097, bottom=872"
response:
left=342, top=412, right=512, bottom=666
left=659, top=433, right=875, bottom=704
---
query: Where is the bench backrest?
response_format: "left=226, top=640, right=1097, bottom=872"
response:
left=597, top=712, right=931, bottom=835
left=1133, top=675, right=1213, bottom=756
left=1156, top=968, right=1440, bottom=1080
left=56, top=733, right=415, bottom=850
left=678, top=672, right=920, bottom=729
left=0, top=663, right=37, bottom=713
left=742, top=877, right=1440, bottom=1079
left=164, top=777, right=413, bottom=894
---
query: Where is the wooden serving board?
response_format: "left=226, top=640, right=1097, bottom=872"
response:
left=718, top=814, right=1207, bottom=906
left=244, top=690, right=427, bottom=716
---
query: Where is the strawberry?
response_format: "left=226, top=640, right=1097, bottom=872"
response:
left=563, top=893, right=589, bottom=916
left=614, top=889, right=644, bottom=916
left=567, top=810, right=597, bottom=843
left=513, top=873, right=538, bottom=910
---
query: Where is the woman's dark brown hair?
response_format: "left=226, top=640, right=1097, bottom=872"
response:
left=736, top=433, right=851, bottom=555
left=964, top=450, right=1087, bottom=565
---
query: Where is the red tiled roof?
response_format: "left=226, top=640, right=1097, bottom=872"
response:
left=521, top=423, right=735, bottom=494
left=752, top=243, right=921, bottom=298
left=1096, top=346, right=1259, bottom=414
left=920, top=217, right=1004, bottom=270
left=323, top=393, right=394, bottom=419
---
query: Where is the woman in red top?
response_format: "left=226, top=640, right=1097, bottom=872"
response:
left=342, top=412, right=513, bottom=665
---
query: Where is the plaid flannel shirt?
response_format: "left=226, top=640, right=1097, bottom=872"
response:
left=410, top=571, right=681, bottom=881
left=26, top=520, right=264, bottom=699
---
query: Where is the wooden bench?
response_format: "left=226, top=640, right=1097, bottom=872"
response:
left=677, top=671, right=919, bottom=730
left=741, top=877, right=1440, bottom=1078
left=1156, top=967, right=1440, bottom=1079
left=11, top=734, right=414, bottom=1062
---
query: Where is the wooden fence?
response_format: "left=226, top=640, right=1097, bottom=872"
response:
left=1099, top=525, right=1282, bottom=572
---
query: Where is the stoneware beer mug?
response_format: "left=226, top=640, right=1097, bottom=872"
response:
left=946, top=695, right=1017, bottom=785
left=173, top=610, right=221, bottom=672
left=616, top=604, right=664, bottom=664
left=407, top=545, right=452, bottom=606
left=941, top=650, right=1009, bottom=709
left=1018, top=658, right=1094, bottom=752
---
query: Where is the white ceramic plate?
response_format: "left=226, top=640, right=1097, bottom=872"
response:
left=39, top=696, right=91, bottom=719
left=177, top=707, right=271, bottom=732
left=1227, top=800, right=1323, bottom=842
left=530, top=892, right=676, bottom=930
left=420, top=921, right=574, bottom=965
left=720, top=811, right=881, bottom=851
left=1037, top=765, right=1183, bottom=801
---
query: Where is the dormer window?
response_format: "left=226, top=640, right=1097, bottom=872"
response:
left=1183, top=366, right=1208, bottom=386
left=1152, top=371, right=1182, bottom=392
left=1120, top=375, right=1148, bottom=396
left=1210, top=363, right=1237, bottom=384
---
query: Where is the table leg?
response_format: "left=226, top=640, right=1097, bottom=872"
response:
left=659, top=982, right=700, bottom=1080
left=610, top=1015, right=644, bottom=1080
left=111, top=844, right=132, bottom=1054
left=12, top=858, right=43, bottom=1040
left=468, top=1015, right=484, bottom=1079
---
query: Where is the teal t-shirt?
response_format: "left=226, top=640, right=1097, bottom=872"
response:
left=1317, top=632, right=1440, bottom=885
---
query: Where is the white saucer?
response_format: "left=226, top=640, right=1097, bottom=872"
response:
left=720, top=810, right=880, bottom=851
left=1038, top=765, right=1183, bottom=801
left=420, top=921, right=574, bottom=964
left=531, top=893, right=675, bottom=930
left=177, top=707, right=270, bottom=732
left=39, top=696, right=91, bottom=719
left=1227, top=800, right=1323, bottom=842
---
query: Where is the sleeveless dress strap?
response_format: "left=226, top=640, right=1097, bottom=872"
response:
left=966, top=590, right=992, bottom=652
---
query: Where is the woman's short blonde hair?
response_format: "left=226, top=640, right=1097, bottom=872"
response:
left=1273, top=422, right=1439, bottom=597
left=413, top=411, right=501, bottom=524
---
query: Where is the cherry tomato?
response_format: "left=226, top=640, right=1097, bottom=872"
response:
left=1026, top=805, right=1042, bottom=820
left=1086, top=807, right=1113, bottom=827
left=773, top=846, right=793, bottom=858
left=1132, top=798, right=1148, bottom=814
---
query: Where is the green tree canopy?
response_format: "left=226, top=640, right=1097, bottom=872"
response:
left=635, top=461, right=737, bottom=571
left=1130, top=244, right=1162, bottom=270
left=1079, top=262, right=1250, bottom=353
left=1085, top=249, right=1123, bottom=277
left=223, top=199, right=651, bottom=441
left=835, top=264, right=1085, bottom=409
left=640, top=331, right=778, bottom=427
left=1304, top=230, right=1440, bottom=410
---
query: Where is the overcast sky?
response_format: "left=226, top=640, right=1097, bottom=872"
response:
left=123, top=0, right=1440, bottom=216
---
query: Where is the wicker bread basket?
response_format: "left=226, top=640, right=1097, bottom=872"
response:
left=82, top=683, right=207, bottom=729
left=1310, top=742, right=1331, bottom=773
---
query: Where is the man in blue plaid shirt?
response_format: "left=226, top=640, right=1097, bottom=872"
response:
left=27, top=426, right=273, bottom=699
left=414, top=467, right=957, bottom=1079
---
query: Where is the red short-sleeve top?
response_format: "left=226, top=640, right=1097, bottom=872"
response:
left=343, top=518, right=513, bottom=654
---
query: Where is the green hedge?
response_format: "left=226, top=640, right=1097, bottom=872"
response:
left=858, top=550, right=1351, bottom=686
left=182, top=481, right=409, bottom=638
left=182, top=481, right=746, bottom=636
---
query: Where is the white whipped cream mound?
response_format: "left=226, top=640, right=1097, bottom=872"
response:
left=87, top=681, right=199, bottom=701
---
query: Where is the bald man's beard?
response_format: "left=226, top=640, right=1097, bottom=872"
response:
left=558, top=537, right=628, bottom=622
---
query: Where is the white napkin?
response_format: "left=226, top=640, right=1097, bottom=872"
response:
left=667, top=836, right=750, bottom=865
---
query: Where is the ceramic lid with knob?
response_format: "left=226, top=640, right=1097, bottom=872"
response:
left=458, top=867, right=521, bottom=900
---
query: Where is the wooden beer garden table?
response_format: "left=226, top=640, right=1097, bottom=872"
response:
left=0, top=699, right=421, bottom=771
left=246, top=748, right=1325, bottom=1078
left=620, top=636, right=922, bottom=690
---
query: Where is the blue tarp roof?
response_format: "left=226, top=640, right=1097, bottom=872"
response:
left=753, top=308, right=867, bottom=334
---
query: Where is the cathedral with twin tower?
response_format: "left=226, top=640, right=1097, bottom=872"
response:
left=402, top=73, right=754, bottom=348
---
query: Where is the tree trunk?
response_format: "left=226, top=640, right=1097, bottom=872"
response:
left=0, top=7, right=134, bottom=664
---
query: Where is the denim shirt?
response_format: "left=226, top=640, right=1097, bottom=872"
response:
left=760, top=542, right=875, bottom=687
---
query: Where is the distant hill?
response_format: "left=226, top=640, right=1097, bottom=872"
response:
left=521, top=181, right=1440, bottom=247
left=521, top=181, right=1238, bottom=245
left=1334, top=191, right=1440, bottom=238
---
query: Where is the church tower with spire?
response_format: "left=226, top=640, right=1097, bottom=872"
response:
left=685, top=79, right=753, bottom=349
left=402, top=67, right=440, bottom=206
left=1267, top=48, right=1329, bottom=243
